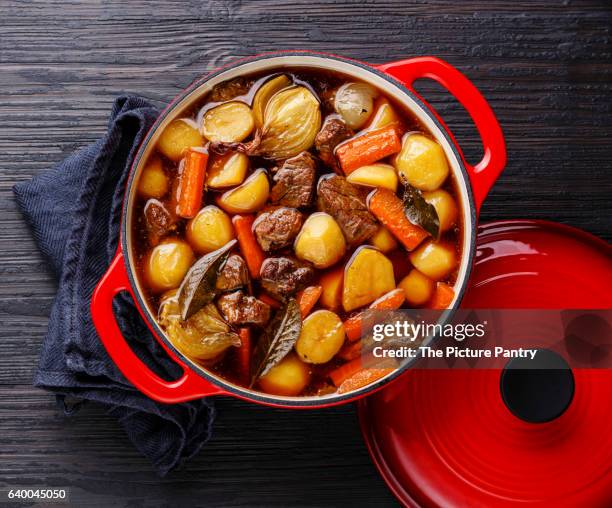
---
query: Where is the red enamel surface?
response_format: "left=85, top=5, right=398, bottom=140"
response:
left=91, top=250, right=225, bottom=402
left=359, top=220, right=612, bottom=507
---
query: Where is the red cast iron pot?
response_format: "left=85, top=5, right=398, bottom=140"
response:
left=91, top=51, right=506, bottom=408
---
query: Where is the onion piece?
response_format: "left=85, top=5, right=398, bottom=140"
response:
left=159, top=293, right=240, bottom=361
left=334, top=82, right=378, bottom=130
left=259, top=86, right=321, bottom=160
left=252, top=74, right=292, bottom=127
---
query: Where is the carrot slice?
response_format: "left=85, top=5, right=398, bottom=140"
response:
left=329, top=357, right=365, bottom=387
left=369, top=287, right=406, bottom=310
left=258, top=292, right=282, bottom=309
left=337, top=340, right=362, bottom=361
left=337, top=367, right=395, bottom=394
left=176, top=149, right=208, bottom=218
left=429, top=282, right=455, bottom=309
left=368, top=188, right=428, bottom=251
left=344, top=288, right=406, bottom=342
left=232, top=215, right=266, bottom=278
left=296, top=285, right=323, bottom=319
left=343, top=317, right=364, bottom=343
left=336, top=125, right=401, bottom=175
left=237, top=328, right=251, bottom=386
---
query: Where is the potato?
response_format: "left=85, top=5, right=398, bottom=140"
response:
left=423, top=189, right=458, bottom=233
left=346, top=163, right=398, bottom=192
left=202, top=101, right=254, bottom=143
left=334, top=82, right=377, bottom=130
left=253, top=74, right=292, bottom=127
left=294, top=213, right=346, bottom=269
left=409, top=240, right=457, bottom=281
left=319, top=266, right=344, bottom=311
left=342, top=246, right=395, bottom=311
left=206, top=152, right=249, bottom=189
left=365, top=97, right=402, bottom=131
left=399, top=269, right=435, bottom=306
left=295, top=310, right=345, bottom=364
left=143, top=238, right=195, bottom=293
left=370, top=226, right=398, bottom=253
left=137, top=156, right=168, bottom=199
left=217, top=169, right=269, bottom=214
left=258, top=353, right=311, bottom=396
left=157, top=118, right=203, bottom=162
left=186, top=205, right=235, bottom=255
left=394, top=133, right=449, bottom=191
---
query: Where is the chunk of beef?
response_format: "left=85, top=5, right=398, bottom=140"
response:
left=253, top=207, right=304, bottom=252
left=315, top=117, right=353, bottom=169
left=208, top=76, right=252, bottom=102
left=259, top=257, right=314, bottom=299
left=317, top=174, right=378, bottom=245
left=209, top=129, right=262, bottom=157
left=216, top=254, right=250, bottom=292
left=144, top=199, right=176, bottom=246
left=270, top=152, right=316, bottom=208
left=217, top=291, right=271, bottom=327
left=319, top=87, right=337, bottom=113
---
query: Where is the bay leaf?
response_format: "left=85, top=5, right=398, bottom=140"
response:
left=402, top=183, right=440, bottom=239
left=178, top=239, right=237, bottom=320
left=250, top=298, right=302, bottom=385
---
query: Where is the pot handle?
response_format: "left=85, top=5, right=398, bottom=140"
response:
left=91, top=250, right=225, bottom=403
left=377, top=56, right=506, bottom=213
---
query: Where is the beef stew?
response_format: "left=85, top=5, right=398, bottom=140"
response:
left=131, top=67, right=462, bottom=397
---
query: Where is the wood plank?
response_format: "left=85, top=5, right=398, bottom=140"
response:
left=0, top=1, right=610, bottom=506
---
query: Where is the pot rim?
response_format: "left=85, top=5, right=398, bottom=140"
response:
left=120, top=50, right=477, bottom=408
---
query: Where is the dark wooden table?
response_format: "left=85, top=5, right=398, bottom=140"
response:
left=1, top=1, right=610, bottom=506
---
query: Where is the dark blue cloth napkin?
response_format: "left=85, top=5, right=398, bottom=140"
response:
left=13, top=96, right=215, bottom=476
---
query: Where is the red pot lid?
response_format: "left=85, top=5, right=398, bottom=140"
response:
left=358, top=220, right=612, bottom=507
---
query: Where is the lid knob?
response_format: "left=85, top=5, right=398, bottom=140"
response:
left=500, top=349, right=574, bottom=423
